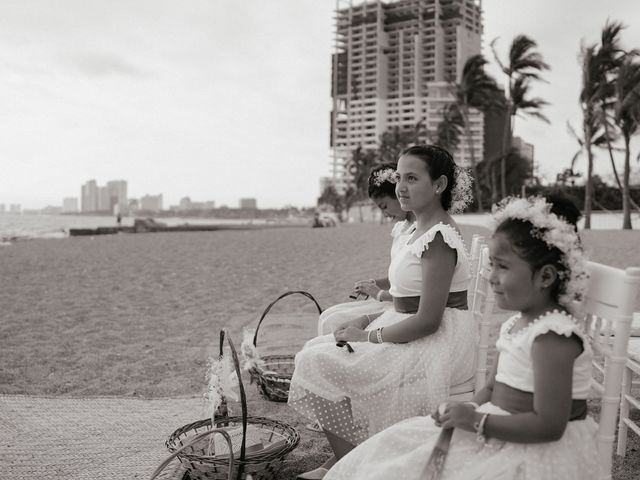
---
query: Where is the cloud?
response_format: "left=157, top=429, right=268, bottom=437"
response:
left=61, top=51, right=150, bottom=78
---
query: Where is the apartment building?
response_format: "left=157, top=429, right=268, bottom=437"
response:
left=329, top=0, right=484, bottom=192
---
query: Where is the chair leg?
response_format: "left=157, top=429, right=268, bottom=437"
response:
left=616, top=366, right=632, bottom=457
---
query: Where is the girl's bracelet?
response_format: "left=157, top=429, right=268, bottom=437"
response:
left=376, top=327, right=384, bottom=344
left=465, top=401, right=480, bottom=410
left=368, top=329, right=375, bottom=343
left=474, top=413, right=489, bottom=443
left=376, top=290, right=384, bottom=302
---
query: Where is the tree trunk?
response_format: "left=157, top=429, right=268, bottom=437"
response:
left=490, top=163, right=498, bottom=204
left=622, top=134, right=632, bottom=230
left=500, top=108, right=512, bottom=200
left=604, top=121, right=640, bottom=213
left=584, top=148, right=593, bottom=230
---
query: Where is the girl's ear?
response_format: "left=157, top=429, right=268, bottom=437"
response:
left=538, top=264, right=559, bottom=289
left=435, top=175, right=448, bottom=194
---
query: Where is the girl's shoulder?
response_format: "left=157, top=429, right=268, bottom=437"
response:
left=529, top=310, right=583, bottom=340
left=501, top=310, right=585, bottom=345
left=407, top=222, right=465, bottom=258
left=391, top=219, right=415, bottom=238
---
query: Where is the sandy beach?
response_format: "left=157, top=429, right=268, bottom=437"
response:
left=1, top=222, right=639, bottom=479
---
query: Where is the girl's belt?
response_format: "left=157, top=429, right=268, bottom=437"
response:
left=393, top=290, right=468, bottom=314
left=492, top=382, right=587, bottom=421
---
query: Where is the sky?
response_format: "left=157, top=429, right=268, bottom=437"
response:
left=1, top=0, right=640, bottom=210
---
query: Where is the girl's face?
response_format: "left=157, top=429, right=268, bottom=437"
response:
left=395, top=154, right=442, bottom=213
left=488, top=232, right=541, bottom=312
left=373, top=194, right=406, bottom=221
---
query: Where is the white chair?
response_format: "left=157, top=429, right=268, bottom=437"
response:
left=583, top=263, right=640, bottom=480
left=471, top=245, right=498, bottom=392
left=467, top=234, right=486, bottom=309
left=449, top=245, right=497, bottom=400
left=616, top=312, right=640, bottom=458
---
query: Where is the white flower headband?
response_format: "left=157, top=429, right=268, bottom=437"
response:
left=448, top=166, right=473, bottom=214
left=491, top=196, right=589, bottom=315
left=372, top=168, right=397, bottom=187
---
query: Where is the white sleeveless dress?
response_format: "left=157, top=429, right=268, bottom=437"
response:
left=288, top=223, right=476, bottom=446
left=316, top=220, right=414, bottom=335
left=325, top=311, right=601, bottom=480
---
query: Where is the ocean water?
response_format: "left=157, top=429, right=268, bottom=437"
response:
left=0, top=214, right=269, bottom=240
left=0, top=211, right=637, bottom=241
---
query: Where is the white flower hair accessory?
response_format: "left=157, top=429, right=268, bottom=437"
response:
left=372, top=168, right=397, bottom=187
left=448, top=166, right=473, bottom=214
left=491, top=196, right=589, bottom=315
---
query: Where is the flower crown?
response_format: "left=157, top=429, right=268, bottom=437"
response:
left=491, top=196, right=589, bottom=314
left=449, top=166, right=473, bottom=214
left=372, top=168, right=397, bottom=187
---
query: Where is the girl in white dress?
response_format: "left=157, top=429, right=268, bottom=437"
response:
left=289, top=145, right=475, bottom=479
left=325, top=194, right=601, bottom=480
left=317, top=163, right=415, bottom=336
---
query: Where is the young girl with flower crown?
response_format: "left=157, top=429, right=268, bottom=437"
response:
left=317, top=163, right=415, bottom=336
left=323, top=194, right=600, bottom=480
left=289, top=145, right=476, bottom=479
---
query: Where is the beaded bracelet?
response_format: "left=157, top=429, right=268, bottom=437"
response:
left=376, top=327, right=384, bottom=344
left=376, top=290, right=384, bottom=302
left=474, top=413, right=489, bottom=444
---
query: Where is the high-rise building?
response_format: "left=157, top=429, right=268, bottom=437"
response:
left=140, top=194, right=163, bottom=212
left=239, top=198, right=257, bottom=209
left=62, top=197, right=79, bottom=213
left=0, top=204, right=5, bottom=214
left=81, top=180, right=98, bottom=212
left=106, top=180, right=128, bottom=213
left=9, top=204, right=21, bottom=214
left=329, top=0, right=483, bottom=192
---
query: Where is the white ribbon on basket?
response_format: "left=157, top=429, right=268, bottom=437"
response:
left=204, top=351, right=240, bottom=420
left=240, top=327, right=268, bottom=373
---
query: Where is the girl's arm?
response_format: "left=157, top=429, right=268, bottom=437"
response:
left=471, top=353, right=499, bottom=406
left=378, top=234, right=456, bottom=343
left=375, top=277, right=390, bottom=290
left=442, top=332, right=582, bottom=443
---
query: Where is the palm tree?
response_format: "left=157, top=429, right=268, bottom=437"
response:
left=346, top=146, right=379, bottom=221
left=491, top=35, right=550, bottom=199
left=436, top=103, right=464, bottom=152
left=450, top=54, right=503, bottom=212
left=578, top=43, right=607, bottom=229
left=614, top=56, right=640, bottom=229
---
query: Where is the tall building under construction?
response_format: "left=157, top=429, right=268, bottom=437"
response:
left=328, top=0, right=484, bottom=192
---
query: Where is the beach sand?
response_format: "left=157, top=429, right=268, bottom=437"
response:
left=1, top=222, right=639, bottom=479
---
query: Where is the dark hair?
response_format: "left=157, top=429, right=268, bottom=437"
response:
left=398, top=145, right=457, bottom=211
left=494, top=194, right=581, bottom=302
left=368, top=162, right=398, bottom=199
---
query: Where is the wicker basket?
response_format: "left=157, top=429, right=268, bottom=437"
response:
left=152, top=330, right=300, bottom=480
left=245, top=291, right=323, bottom=402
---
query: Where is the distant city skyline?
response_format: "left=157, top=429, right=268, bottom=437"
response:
left=2, top=1, right=640, bottom=210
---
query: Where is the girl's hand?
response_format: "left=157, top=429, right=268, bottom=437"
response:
left=333, top=326, right=368, bottom=343
left=353, top=279, right=381, bottom=298
left=433, top=402, right=476, bottom=432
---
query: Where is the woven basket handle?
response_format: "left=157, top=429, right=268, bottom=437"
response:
left=252, top=291, right=323, bottom=347
left=149, top=428, right=235, bottom=480
left=220, top=329, right=249, bottom=480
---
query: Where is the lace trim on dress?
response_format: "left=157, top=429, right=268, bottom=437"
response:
left=502, top=310, right=586, bottom=343
left=407, top=222, right=467, bottom=261
left=391, top=220, right=414, bottom=238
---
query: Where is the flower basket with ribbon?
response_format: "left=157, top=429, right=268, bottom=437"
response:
left=152, top=330, right=300, bottom=480
left=241, top=291, right=323, bottom=403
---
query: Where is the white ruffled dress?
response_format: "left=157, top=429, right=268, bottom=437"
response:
left=289, top=223, right=476, bottom=446
left=317, top=220, right=414, bottom=335
left=325, top=311, right=601, bottom=480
